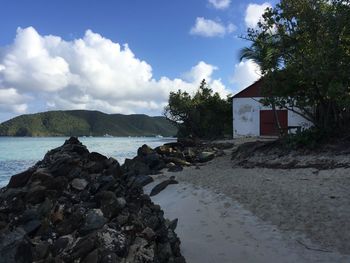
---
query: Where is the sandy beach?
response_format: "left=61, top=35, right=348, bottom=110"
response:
left=145, top=145, right=350, bottom=262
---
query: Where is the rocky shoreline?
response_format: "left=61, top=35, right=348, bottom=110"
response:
left=0, top=138, right=182, bottom=262
left=0, top=137, right=229, bottom=262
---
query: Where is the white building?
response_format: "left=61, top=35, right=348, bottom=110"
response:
left=232, top=80, right=312, bottom=138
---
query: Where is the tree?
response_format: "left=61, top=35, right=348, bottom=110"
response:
left=241, top=0, right=350, bottom=133
left=239, top=28, right=284, bottom=135
left=164, top=79, right=232, bottom=139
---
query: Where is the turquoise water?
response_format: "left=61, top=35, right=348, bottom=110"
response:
left=0, top=137, right=176, bottom=187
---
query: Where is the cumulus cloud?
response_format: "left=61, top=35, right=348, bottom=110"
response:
left=190, top=17, right=236, bottom=37
left=0, top=27, right=231, bottom=118
left=230, top=60, right=261, bottom=93
left=208, top=0, right=231, bottom=10
left=0, top=88, right=28, bottom=113
left=245, top=2, right=272, bottom=28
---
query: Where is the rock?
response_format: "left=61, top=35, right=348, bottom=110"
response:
left=70, top=236, right=96, bottom=260
left=164, top=157, right=191, bottom=167
left=100, top=252, right=119, bottom=263
left=0, top=228, right=26, bottom=263
left=7, top=168, right=35, bottom=188
left=96, top=227, right=127, bottom=257
left=95, top=191, right=122, bottom=219
left=52, top=235, right=73, bottom=256
left=150, top=178, right=179, bottom=196
left=84, top=248, right=99, bottom=263
left=0, top=137, right=185, bottom=262
left=22, top=219, right=41, bottom=235
left=26, top=185, right=48, bottom=204
left=157, top=242, right=172, bottom=261
left=142, top=227, right=156, bottom=240
left=155, top=145, right=173, bottom=155
left=37, top=198, right=53, bottom=217
left=183, top=147, right=196, bottom=161
left=166, top=162, right=176, bottom=168
left=126, top=237, right=154, bottom=263
left=167, top=218, right=178, bottom=230
left=137, top=144, right=155, bottom=156
left=89, top=152, right=107, bottom=162
left=80, top=209, right=107, bottom=234
left=15, top=240, right=33, bottom=263
left=71, top=178, right=88, bottom=191
left=198, top=151, right=215, bottom=163
left=123, top=158, right=151, bottom=176
left=33, top=241, right=50, bottom=260
left=133, top=175, right=154, bottom=187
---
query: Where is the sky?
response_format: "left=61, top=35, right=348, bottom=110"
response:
left=0, top=0, right=277, bottom=122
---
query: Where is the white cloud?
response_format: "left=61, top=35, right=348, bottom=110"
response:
left=0, top=27, right=231, bottom=117
left=208, top=0, right=231, bottom=10
left=0, top=88, right=28, bottom=113
left=230, top=60, right=261, bottom=93
left=245, top=2, right=272, bottom=28
left=190, top=17, right=236, bottom=37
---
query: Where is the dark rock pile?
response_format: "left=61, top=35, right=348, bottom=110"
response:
left=0, top=137, right=185, bottom=263
left=122, top=139, right=233, bottom=180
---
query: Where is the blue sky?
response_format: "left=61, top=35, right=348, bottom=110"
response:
left=0, top=0, right=277, bottom=122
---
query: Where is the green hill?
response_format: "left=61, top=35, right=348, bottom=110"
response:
left=0, top=110, right=177, bottom=137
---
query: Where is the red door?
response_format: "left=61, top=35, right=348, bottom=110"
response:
left=260, top=110, right=288, bottom=136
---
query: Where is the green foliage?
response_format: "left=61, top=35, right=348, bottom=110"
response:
left=0, top=110, right=177, bottom=137
left=241, top=0, right=350, bottom=132
left=164, top=79, right=232, bottom=139
left=283, top=128, right=326, bottom=149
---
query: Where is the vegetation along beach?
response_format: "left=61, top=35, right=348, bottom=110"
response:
left=0, top=0, right=350, bottom=262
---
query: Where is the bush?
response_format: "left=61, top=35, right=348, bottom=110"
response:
left=283, top=128, right=326, bottom=149
left=164, top=79, right=232, bottom=139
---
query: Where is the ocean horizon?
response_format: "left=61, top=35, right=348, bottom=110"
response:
left=0, top=136, right=176, bottom=187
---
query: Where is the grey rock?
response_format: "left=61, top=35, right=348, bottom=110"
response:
left=84, top=248, right=99, bottom=263
left=33, top=242, right=50, bottom=260
left=142, top=227, right=156, bottom=240
left=81, top=209, right=107, bottom=234
left=198, top=151, right=215, bottom=163
left=0, top=228, right=26, bottom=263
left=150, top=178, right=179, bottom=196
left=22, top=219, right=41, bottom=235
left=133, top=175, right=154, bottom=187
left=71, top=178, right=88, bottom=191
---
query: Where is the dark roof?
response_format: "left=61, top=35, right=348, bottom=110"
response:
left=232, top=79, right=263, bottom=98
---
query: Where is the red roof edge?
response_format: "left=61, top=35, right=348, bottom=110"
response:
left=232, top=79, right=263, bottom=99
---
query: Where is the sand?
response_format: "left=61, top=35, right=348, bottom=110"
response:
left=144, top=147, right=350, bottom=262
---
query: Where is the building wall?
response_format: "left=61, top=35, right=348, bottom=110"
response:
left=232, top=97, right=312, bottom=138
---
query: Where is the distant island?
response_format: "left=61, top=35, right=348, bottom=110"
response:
left=0, top=110, right=177, bottom=137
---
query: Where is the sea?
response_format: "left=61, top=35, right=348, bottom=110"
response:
left=0, top=136, right=176, bottom=187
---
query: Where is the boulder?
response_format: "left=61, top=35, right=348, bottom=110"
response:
left=71, top=178, right=88, bottom=191
left=198, top=151, right=215, bottom=163
left=80, top=209, right=107, bottom=234
left=150, top=177, right=179, bottom=197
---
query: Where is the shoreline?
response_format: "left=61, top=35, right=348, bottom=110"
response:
left=1, top=136, right=350, bottom=262
left=145, top=177, right=350, bottom=262
left=151, top=145, right=350, bottom=257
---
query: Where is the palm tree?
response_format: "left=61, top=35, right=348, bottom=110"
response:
left=239, top=35, right=284, bottom=136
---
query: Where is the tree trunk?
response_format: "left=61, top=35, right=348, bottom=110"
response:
left=271, top=97, right=283, bottom=137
